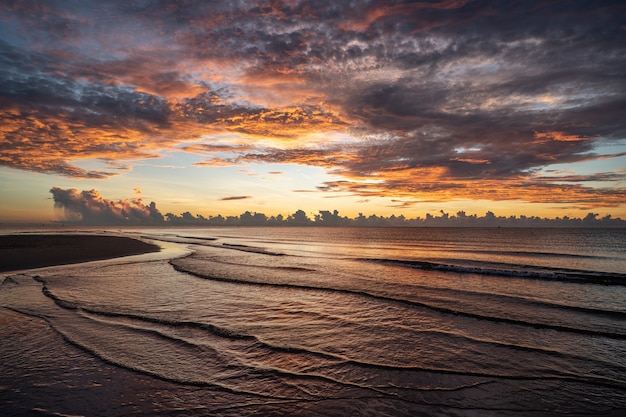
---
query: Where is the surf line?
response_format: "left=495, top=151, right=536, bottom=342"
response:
left=169, top=259, right=626, bottom=341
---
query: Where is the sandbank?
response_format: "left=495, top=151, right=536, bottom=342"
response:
left=0, top=234, right=160, bottom=273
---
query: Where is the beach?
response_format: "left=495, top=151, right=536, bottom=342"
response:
left=0, top=234, right=160, bottom=273
left=1, top=227, right=625, bottom=416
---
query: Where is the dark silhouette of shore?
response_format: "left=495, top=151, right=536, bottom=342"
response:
left=0, top=235, right=159, bottom=273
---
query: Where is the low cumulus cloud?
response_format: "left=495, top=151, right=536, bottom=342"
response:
left=48, top=187, right=625, bottom=227
left=50, top=187, right=164, bottom=225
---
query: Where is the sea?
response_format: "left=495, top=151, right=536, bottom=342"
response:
left=1, top=227, right=625, bottom=417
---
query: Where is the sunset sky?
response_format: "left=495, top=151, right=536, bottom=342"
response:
left=1, top=0, right=625, bottom=223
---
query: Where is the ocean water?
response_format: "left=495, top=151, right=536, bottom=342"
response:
left=1, top=227, right=625, bottom=416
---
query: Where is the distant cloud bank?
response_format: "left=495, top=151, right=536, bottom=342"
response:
left=50, top=187, right=164, bottom=225
left=50, top=187, right=625, bottom=227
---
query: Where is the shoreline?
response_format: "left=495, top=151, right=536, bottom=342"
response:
left=0, top=234, right=160, bottom=273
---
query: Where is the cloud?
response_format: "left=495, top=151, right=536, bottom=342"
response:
left=215, top=105, right=348, bottom=140
left=1, top=1, right=624, bottom=210
left=47, top=187, right=626, bottom=227
left=389, top=199, right=416, bottom=208
left=220, top=196, right=252, bottom=201
left=50, top=187, right=164, bottom=225
left=198, top=139, right=626, bottom=206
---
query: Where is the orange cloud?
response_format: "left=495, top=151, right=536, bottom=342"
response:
left=534, top=131, right=590, bottom=142
left=201, top=141, right=626, bottom=208
left=216, top=106, right=348, bottom=140
left=0, top=109, right=162, bottom=178
left=317, top=174, right=626, bottom=208
left=1, top=84, right=350, bottom=177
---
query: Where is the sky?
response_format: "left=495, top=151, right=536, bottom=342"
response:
left=1, top=0, right=625, bottom=223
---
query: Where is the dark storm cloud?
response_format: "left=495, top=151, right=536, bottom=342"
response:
left=1, top=1, right=625, bottom=207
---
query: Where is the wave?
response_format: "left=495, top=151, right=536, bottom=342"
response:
left=176, top=235, right=218, bottom=241
left=450, top=247, right=618, bottom=260
left=7, top=301, right=626, bottom=417
left=378, top=242, right=619, bottom=261
left=221, top=243, right=285, bottom=256
left=73, top=311, right=393, bottom=399
left=362, top=258, right=626, bottom=285
left=175, top=254, right=626, bottom=320
left=141, top=234, right=288, bottom=257
left=168, top=258, right=626, bottom=340
left=19, top=280, right=625, bottom=393
left=6, top=228, right=626, bottom=416
left=5, top=302, right=493, bottom=399
left=83, top=309, right=626, bottom=386
left=20, top=287, right=626, bottom=394
left=9, top=270, right=626, bottom=412
left=144, top=232, right=625, bottom=284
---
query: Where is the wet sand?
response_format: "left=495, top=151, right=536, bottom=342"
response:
left=0, top=234, right=160, bottom=273
left=0, top=308, right=228, bottom=417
